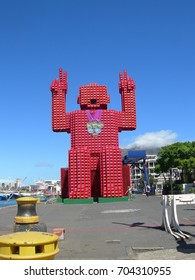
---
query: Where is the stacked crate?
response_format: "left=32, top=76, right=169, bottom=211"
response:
left=51, top=69, right=69, bottom=132
left=50, top=69, right=137, bottom=200
left=68, top=147, right=91, bottom=198
left=78, top=84, right=110, bottom=109
left=119, top=70, right=136, bottom=130
left=100, top=146, right=123, bottom=198
left=60, top=168, right=68, bottom=198
left=122, top=165, right=130, bottom=196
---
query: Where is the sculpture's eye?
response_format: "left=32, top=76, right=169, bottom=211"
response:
left=91, top=99, right=97, bottom=104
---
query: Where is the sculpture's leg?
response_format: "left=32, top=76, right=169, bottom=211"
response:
left=100, top=146, right=123, bottom=198
left=68, top=147, right=91, bottom=198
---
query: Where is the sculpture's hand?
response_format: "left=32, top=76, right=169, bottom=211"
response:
left=119, top=70, right=135, bottom=94
left=50, top=68, right=68, bottom=93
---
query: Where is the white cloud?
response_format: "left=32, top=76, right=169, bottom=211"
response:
left=125, top=130, right=178, bottom=149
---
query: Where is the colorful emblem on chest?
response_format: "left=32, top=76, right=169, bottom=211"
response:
left=86, top=110, right=104, bottom=137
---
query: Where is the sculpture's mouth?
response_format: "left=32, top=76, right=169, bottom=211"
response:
left=90, top=99, right=97, bottom=104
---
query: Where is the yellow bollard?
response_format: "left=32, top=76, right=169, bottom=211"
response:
left=14, top=197, right=47, bottom=232
left=15, top=197, right=39, bottom=224
left=0, top=231, right=59, bottom=260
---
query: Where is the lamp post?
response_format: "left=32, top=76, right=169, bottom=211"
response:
left=170, top=168, right=173, bottom=195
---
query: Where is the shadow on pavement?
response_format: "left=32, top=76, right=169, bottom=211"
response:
left=112, top=221, right=163, bottom=230
left=176, top=239, right=195, bottom=254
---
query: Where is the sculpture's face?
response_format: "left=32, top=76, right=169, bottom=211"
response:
left=77, top=84, right=110, bottom=109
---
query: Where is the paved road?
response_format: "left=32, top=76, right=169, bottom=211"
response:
left=0, top=194, right=195, bottom=259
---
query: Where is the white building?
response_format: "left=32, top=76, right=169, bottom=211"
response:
left=130, top=154, right=169, bottom=193
left=33, top=179, right=61, bottom=194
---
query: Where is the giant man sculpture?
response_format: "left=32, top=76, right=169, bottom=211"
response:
left=50, top=69, right=136, bottom=199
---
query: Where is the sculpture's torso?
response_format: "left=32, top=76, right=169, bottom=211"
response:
left=69, top=109, right=120, bottom=150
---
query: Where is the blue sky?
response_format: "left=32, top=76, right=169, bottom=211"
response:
left=0, top=0, right=195, bottom=185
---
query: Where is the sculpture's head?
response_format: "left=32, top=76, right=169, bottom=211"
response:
left=77, top=84, right=110, bottom=110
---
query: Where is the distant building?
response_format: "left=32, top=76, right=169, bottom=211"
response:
left=0, top=178, right=19, bottom=190
left=32, top=179, right=61, bottom=194
left=130, top=154, right=169, bottom=193
left=122, top=148, right=170, bottom=194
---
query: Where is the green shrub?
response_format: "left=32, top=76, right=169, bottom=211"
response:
left=163, top=182, right=183, bottom=194
left=188, top=187, right=195, bottom=194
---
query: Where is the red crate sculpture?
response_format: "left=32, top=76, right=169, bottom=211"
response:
left=50, top=69, right=136, bottom=199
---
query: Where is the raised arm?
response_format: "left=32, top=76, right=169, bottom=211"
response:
left=118, top=70, right=136, bottom=131
left=50, top=68, right=70, bottom=132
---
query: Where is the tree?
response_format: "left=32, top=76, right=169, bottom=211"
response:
left=155, top=141, right=195, bottom=184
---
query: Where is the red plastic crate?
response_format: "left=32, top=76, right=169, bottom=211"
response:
left=50, top=69, right=136, bottom=199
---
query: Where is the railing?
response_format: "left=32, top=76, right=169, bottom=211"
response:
left=161, top=194, right=195, bottom=239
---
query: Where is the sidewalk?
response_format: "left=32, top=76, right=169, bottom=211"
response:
left=0, top=194, right=195, bottom=259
